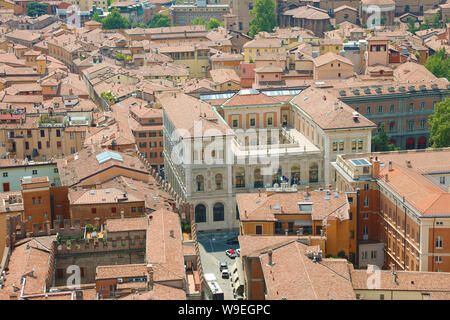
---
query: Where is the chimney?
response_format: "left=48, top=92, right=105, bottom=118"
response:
left=388, top=161, right=393, bottom=171
left=170, top=230, right=174, bottom=238
left=372, top=158, right=380, bottom=178
left=267, top=249, right=274, bottom=266
left=406, top=160, right=412, bottom=168
left=385, top=173, right=389, bottom=182
left=305, top=186, right=310, bottom=196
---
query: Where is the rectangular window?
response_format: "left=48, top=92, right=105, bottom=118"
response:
left=40, top=130, right=45, bottom=137
left=436, top=236, right=443, bottom=249
left=2, top=172, right=7, bottom=177
left=32, top=170, right=37, bottom=175
left=364, top=197, right=369, bottom=207
left=91, top=208, right=97, bottom=214
left=255, top=225, right=263, bottom=235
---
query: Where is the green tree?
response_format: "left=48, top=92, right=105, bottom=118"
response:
left=424, top=48, right=450, bottom=80
left=26, top=2, right=48, bottom=17
left=372, top=123, right=396, bottom=151
left=132, top=23, right=147, bottom=28
left=248, top=0, right=277, bottom=38
left=92, top=11, right=102, bottom=23
left=102, top=8, right=130, bottom=29
left=147, top=13, right=171, bottom=28
left=432, top=13, right=441, bottom=28
left=192, top=17, right=206, bottom=25
left=429, top=98, right=450, bottom=148
left=206, top=18, right=220, bottom=30
left=407, top=17, right=417, bottom=34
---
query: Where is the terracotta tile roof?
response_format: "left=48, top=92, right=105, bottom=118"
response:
left=283, top=5, right=330, bottom=20
left=0, top=236, right=56, bottom=298
left=159, top=92, right=231, bottom=138
left=222, top=91, right=282, bottom=107
left=105, top=217, right=147, bottom=233
left=238, top=235, right=299, bottom=258
left=259, top=240, right=355, bottom=299
left=243, top=38, right=282, bottom=49
left=375, top=149, right=450, bottom=216
left=394, top=62, right=438, bottom=82
left=56, top=146, right=148, bottom=187
left=351, top=267, right=450, bottom=294
left=96, top=264, right=148, bottom=280
left=69, top=187, right=144, bottom=205
left=237, top=189, right=350, bottom=222
left=145, top=209, right=185, bottom=282
left=210, top=68, right=240, bottom=85
left=313, top=52, right=353, bottom=67
left=100, top=176, right=174, bottom=212
left=290, top=87, right=376, bottom=130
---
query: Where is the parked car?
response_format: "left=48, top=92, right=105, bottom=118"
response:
left=226, top=249, right=237, bottom=258
left=221, top=269, right=230, bottom=279
left=219, top=261, right=228, bottom=271
left=236, top=249, right=240, bottom=257
left=226, top=237, right=239, bottom=245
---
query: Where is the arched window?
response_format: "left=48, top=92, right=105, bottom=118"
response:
left=196, top=175, right=204, bottom=191
left=291, top=166, right=300, bottom=185
left=213, top=203, right=224, bottom=222
left=272, top=168, right=282, bottom=185
left=254, top=168, right=263, bottom=188
left=215, top=173, right=223, bottom=190
left=309, top=163, right=318, bottom=183
left=235, top=167, right=245, bottom=188
left=406, top=137, right=415, bottom=150
left=195, top=204, right=206, bottom=223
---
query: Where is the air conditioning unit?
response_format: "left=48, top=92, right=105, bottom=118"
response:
left=117, top=278, right=123, bottom=283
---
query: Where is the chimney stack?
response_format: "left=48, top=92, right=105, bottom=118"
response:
left=267, top=249, right=274, bottom=266
left=388, top=161, right=393, bottom=171
left=372, top=158, right=380, bottom=178
left=305, top=186, right=310, bottom=196
left=147, top=264, right=154, bottom=290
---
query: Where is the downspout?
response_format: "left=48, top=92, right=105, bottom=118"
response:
left=356, top=188, right=360, bottom=267
left=432, top=217, right=436, bottom=272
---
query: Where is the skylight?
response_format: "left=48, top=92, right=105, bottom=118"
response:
left=96, top=151, right=124, bottom=164
left=350, top=158, right=371, bottom=166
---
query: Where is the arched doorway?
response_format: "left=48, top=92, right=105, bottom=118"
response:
left=417, top=136, right=427, bottom=149
left=235, top=168, right=245, bottom=188
left=406, top=137, right=415, bottom=150
left=272, top=167, right=282, bottom=185
left=291, top=166, right=300, bottom=185
left=254, top=168, right=263, bottom=188
left=213, top=203, right=224, bottom=222
left=309, top=163, right=318, bottom=183
left=195, top=204, right=206, bottom=223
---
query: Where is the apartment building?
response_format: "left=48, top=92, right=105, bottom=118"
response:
left=243, top=39, right=283, bottom=64
left=237, top=185, right=359, bottom=262
left=128, top=100, right=164, bottom=170
left=69, top=187, right=146, bottom=227
left=20, top=176, right=70, bottom=232
left=333, top=148, right=450, bottom=272
left=0, top=159, right=60, bottom=192
left=170, top=0, right=230, bottom=26
left=238, top=235, right=355, bottom=300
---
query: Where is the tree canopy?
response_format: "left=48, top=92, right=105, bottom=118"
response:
left=425, top=48, right=450, bottom=80
left=248, top=0, right=277, bottom=38
left=27, top=2, right=48, bottom=17
left=101, top=8, right=130, bottom=30
left=206, top=18, right=221, bottom=30
left=148, top=13, right=171, bottom=28
left=429, top=98, right=450, bottom=148
left=192, top=17, right=206, bottom=26
left=372, top=123, right=396, bottom=152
